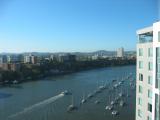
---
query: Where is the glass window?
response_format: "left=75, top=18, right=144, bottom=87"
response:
left=139, top=61, right=143, bottom=69
left=139, top=73, right=143, bottom=81
left=155, top=73, right=160, bottom=88
left=157, top=47, right=160, bottom=57
left=155, top=94, right=159, bottom=120
left=156, top=47, right=160, bottom=89
left=158, top=31, right=160, bottom=42
left=148, top=103, right=152, bottom=112
left=148, top=48, right=153, bottom=57
left=147, top=116, right=152, bottom=120
left=148, top=90, right=152, bottom=98
left=139, top=48, right=143, bottom=56
left=148, top=62, right=153, bottom=71
left=148, top=76, right=153, bottom=85
left=138, top=109, right=142, bottom=118
left=138, top=97, right=142, bottom=106
left=139, top=85, right=143, bottom=93
left=157, top=64, right=160, bottom=73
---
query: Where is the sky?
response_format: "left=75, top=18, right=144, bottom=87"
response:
left=0, top=0, right=158, bottom=53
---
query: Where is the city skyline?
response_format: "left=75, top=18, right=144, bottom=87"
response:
left=0, top=0, right=158, bottom=53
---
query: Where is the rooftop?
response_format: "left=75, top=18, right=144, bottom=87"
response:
left=137, top=26, right=153, bottom=44
left=136, top=26, right=153, bottom=35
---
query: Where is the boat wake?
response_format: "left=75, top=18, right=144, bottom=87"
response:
left=8, top=93, right=64, bottom=119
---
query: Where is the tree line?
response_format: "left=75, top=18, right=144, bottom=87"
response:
left=0, top=58, right=136, bottom=85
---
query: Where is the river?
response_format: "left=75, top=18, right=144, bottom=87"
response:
left=0, top=65, right=136, bottom=120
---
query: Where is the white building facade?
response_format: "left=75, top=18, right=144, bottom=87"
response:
left=117, top=47, right=124, bottom=57
left=136, top=21, right=160, bottom=120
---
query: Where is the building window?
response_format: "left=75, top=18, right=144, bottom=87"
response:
left=138, top=97, right=142, bottom=106
left=156, top=47, right=160, bottom=89
left=138, top=109, right=142, bottom=118
left=148, top=90, right=152, bottom=99
left=148, top=48, right=153, bottom=57
left=139, top=73, right=143, bottom=81
left=139, top=48, right=143, bottom=56
left=147, top=116, right=152, bottom=120
left=139, top=85, right=143, bottom=93
left=158, top=31, right=160, bottom=42
left=155, top=94, right=159, bottom=120
left=148, top=62, right=153, bottom=71
left=148, top=76, right=153, bottom=85
left=148, top=103, right=152, bottom=113
left=139, top=61, right=143, bottom=69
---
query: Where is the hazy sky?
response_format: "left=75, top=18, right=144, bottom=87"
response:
left=0, top=0, right=158, bottom=53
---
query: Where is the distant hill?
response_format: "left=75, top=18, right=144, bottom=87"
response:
left=0, top=50, right=136, bottom=57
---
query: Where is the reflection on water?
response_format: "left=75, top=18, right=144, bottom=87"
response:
left=0, top=65, right=136, bottom=120
left=0, top=93, right=12, bottom=99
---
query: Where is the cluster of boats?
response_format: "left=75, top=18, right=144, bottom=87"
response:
left=66, top=84, right=107, bottom=112
left=105, top=73, right=135, bottom=116
left=62, top=73, right=135, bottom=116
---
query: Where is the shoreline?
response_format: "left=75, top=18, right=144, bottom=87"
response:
left=0, top=64, right=136, bottom=87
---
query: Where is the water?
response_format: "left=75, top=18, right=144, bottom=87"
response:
left=0, top=65, right=136, bottom=120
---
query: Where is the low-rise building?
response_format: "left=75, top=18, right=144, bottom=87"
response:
left=0, top=63, right=21, bottom=71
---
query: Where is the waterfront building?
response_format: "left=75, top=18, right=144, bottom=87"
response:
left=50, top=54, right=54, bottom=61
left=0, top=63, right=10, bottom=71
left=10, top=63, right=21, bottom=71
left=58, top=54, right=76, bottom=63
left=24, top=54, right=37, bottom=64
left=117, top=47, right=124, bottom=57
left=136, top=21, right=160, bottom=120
left=0, top=55, right=7, bottom=64
left=91, top=54, right=99, bottom=60
left=0, top=63, right=21, bottom=71
left=7, top=55, right=20, bottom=63
left=31, top=55, right=37, bottom=64
left=50, top=54, right=57, bottom=61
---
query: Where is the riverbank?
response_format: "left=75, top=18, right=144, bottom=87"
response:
left=0, top=58, right=136, bottom=86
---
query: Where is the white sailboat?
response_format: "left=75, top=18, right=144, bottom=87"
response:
left=119, top=100, right=125, bottom=107
left=126, top=87, right=130, bottom=97
left=81, top=93, right=86, bottom=104
left=111, top=110, right=119, bottom=116
left=105, top=95, right=113, bottom=110
left=119, top=85, right=124, bottom=98
left=110, top=89, right=117, bottom=106
left=61, top=90, right=70, bottom=95
left=98, top=80, right=106, bottom=90
left=67, top=96, right=77, bottom=112
left=87, top=93, right=93, bottom=99
left=12, top=80, right=18, bottom=84
left=95, top=100, right=100, bottom=104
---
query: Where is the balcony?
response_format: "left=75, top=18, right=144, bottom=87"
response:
left=138, top=32, right=153, bottom=43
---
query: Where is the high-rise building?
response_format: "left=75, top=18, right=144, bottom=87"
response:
left=136, top=21, right=160, bottom=120
left=58, top=54, right=76, bottom=63
left=117, top=47, right=124, bottom=57
left=24, top=54, right=37, bottom=64
left=0, top=55, right=7, bottom=64
left=7, top=55, right=21, bottom=63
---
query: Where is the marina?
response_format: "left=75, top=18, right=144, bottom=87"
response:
left=0, top=65, right=136, bottom=120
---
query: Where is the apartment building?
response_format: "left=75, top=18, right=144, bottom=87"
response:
left=136, top=21, right=160, bottom=120
left=117, top=47, right=124, bottom=57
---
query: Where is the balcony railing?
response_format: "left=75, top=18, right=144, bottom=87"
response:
left=138, top=33, right=153, bottom=43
